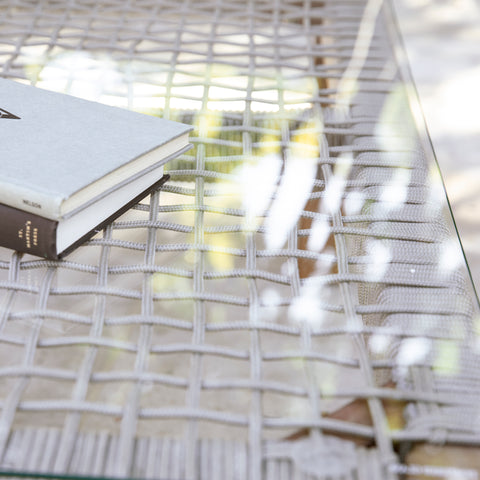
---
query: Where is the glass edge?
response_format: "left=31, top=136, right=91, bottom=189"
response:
left=0, top=468, right=175, bottom=480
left=381, top=0, right=480, bottom=311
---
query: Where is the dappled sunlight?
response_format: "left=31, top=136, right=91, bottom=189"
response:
left=238, top=154, right=283, bottom=232
left=364, top=240, right=392, bottom=282
left=264, top=154, right=317, bottom=249
left=307, top=218, right=331, bottom=252
left=344, top=190, right=366, bottom=216
left=433, top=340, right=460, bottom=376
left=369, top=334, right=392, bottom=357
left=35, top=51, right=127, bottom=106
left=337, top=0, right=384, bottom=105
left=205, top=235, right=237, bottom=272
left=379, top=169, right=409, bottom=210
left=33, top=48, right=319, bottom=114
left=396, top=337, right=432, bottom=369
left=264, top=125, right=321, bottom=250
left=322, top=174, right=347, bottom=215
left=288, top=285, right=329, bottom=327
left=438, top=238, right=464, bottom=273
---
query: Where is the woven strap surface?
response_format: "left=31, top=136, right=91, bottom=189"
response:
left=0, top=0, right=479, bottom=479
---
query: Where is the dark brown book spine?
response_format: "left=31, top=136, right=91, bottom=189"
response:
left=0, top=203, right=58, bottom=258
left=0, top=174, right=171, bottom=260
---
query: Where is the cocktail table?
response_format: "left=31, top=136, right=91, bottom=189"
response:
left=1, top=0, right=479, bottom=478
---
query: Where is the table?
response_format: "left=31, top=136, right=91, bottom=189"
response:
left=1, top=0, right=479, bottom=478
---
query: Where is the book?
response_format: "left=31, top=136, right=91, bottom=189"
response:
left=0, top=78, right=192, bottom=259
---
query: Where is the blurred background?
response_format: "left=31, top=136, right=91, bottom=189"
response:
left=394, top=0, right=480, bottom=293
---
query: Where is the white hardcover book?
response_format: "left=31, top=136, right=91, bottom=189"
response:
left=0, top=78, right=192, bottom=259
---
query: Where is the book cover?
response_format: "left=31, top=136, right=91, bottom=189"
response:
left=0, top=78, right=192, bottom=219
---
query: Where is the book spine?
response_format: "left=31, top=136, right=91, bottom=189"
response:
left=0, top=203, right=58, bottom=259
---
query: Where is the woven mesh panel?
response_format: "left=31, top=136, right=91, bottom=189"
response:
left=0, top=0, right=479, bottom=479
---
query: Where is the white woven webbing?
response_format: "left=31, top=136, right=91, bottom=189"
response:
left=0, top=0, right=478, bottom=478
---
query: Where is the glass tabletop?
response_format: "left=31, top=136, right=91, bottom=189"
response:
left=0, top=0, right=479, bottom=479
